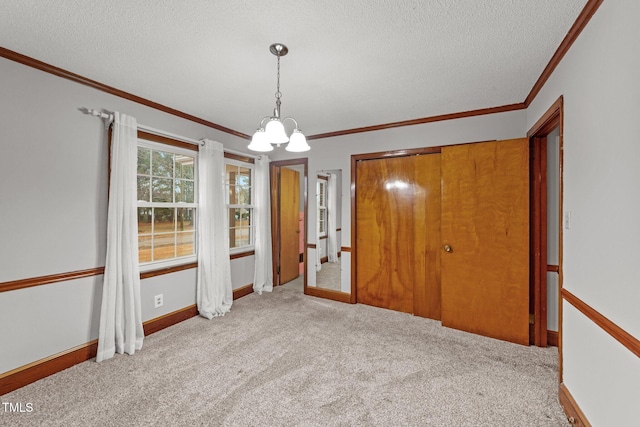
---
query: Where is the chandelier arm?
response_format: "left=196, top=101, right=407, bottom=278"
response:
left=282, top=117, right=300, bottom=130
left=258, top=116, right=272, bottom=129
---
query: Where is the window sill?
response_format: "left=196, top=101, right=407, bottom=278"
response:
left=139, top=256, right=197, bottom=274
left=229, top=248, right=255, bottom=259
left=139, top=261, right=198, bottom=280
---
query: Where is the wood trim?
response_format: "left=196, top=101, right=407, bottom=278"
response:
left=308, top=103, right=525, bottom=140
left=230, top=250, right=255, bottom=260
left=352, top=146, right=442, bottom=162
left=528, top=94, right=564, bottom=378
left=319, top=235, right=328, bottom=240
left=350, top=154, right=358, bottom=303
left=305, top=286, right=352, bottom=304
left=0, top=267, right=105, bottom=293
left=320, top=256, right=328, bottom=264
left=0, top=340, right=99, bottom=396
left=559, top=383, right=592, bottom=427
left=341, top=246, right=352, bottom=253
left=0, top=282, right=255, bottom=395
left=140, top=262, right=198, bottom=280
left=2, top=254, right=253, bottom=293
left=138, top=130, right=198, bottom=152
left=563, top=289, right=640, bottom=358
left=547, top=330, right=559, bottom=347
left=531, top=136, right=548, bottom=347
left=232, top=283, right=254, bottom=300
left=525, top=0, right=604, bottom=106
left=142, top=304, right=198, bottom=335
left=336, top=228, right=342, bottom=232
left=224, top=152, right=255, bottom=164
left=547, top=265, right=560, bottom=273
left=528, top=96, right=564, bottom=137
left=307, top=243, right=317, bottom=249
left=0, top=46, right=250, bottom=140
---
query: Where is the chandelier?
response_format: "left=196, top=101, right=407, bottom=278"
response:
left=248, top=43, right=310, bottom=152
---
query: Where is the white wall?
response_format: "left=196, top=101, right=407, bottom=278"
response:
left=526, top=0, right=640, bottom=423
left=0, top=56, right=255, bottom=374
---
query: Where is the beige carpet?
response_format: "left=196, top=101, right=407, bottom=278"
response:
left=315, top=261, right=342, bottom=291
left=1, top=278, right=569, bottom=426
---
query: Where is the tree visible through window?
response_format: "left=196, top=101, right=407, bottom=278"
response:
left=225, top=159, right=254, bottom=251
left=136, top=140, right=197, bottom=266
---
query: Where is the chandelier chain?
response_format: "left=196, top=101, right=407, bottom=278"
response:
left=275, top=53, right=282, bottom=101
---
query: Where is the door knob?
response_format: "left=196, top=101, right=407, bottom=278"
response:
left=443, top=244, right=453, bottom=253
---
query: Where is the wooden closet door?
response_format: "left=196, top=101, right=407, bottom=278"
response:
left=440, top=138, right=529, bottom=345
left=356, top=154, right=441, bottom=319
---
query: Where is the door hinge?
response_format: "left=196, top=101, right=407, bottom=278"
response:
left=529, top=314, right=535, bottom=324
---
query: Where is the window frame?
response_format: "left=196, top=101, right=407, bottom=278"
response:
left=136, top=136, right=198, bottom=273
left=317, top=175, right=328, bottom=238
left=224, top=157, right=256, bottom=255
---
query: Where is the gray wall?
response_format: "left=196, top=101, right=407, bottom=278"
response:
left=0, top=56, right=254, bottom=374
left=526, top=1, right=640, bottom=423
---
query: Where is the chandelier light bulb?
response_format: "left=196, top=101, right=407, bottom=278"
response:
left=247, top=129, right=273, bottom=152
left=286, top=129, right=310, bottom=152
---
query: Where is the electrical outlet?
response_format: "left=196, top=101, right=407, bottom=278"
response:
left=154, top=294, right=163, bottom=308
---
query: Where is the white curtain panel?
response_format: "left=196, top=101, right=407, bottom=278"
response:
left=96, top=112, right=144, bottom=363
left=327, top=173, right=339, bottom=263
left=253, top=155, right=273, bottom=294
left=196, top=139, right=233, bottom=318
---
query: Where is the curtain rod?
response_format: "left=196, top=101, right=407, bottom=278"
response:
left=82, top=108, right=257, bottom=159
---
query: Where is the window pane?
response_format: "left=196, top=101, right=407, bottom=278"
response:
left=225, top=163, right=238, bottom=184
left=236, top=185, right=251, bottom=204
left=176, top=155, right=194, bottom=179
left=177, top=232, right=195, bottom=257
left=231, top=227, right=251, bottom=248
left=152, top=178, right=173, bottom=202
left=175, top=179, right=194, bottom=203
left=239, top=208, right=251, bottom=227
left=152, top=150, right=174, bottom=178
left=236, top=167, right=251, bottom=186
left=137, top=176, right=150, bottom=202
left=153, top=233, right=176, bottom=260
left=154, top=208, right=175, bottom=233
left=137, top=147, right=150, bottom=175
left=229, top=208, right=240, bottom=227
left=138, top=235, right=152, bottom=263
left=177, top=208, right=195, bottom=232
left=228, top=184, right=238, bottom=205
left=138, top=208, right=152, bottom=234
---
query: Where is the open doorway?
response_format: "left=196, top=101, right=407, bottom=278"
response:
left=270, top=159, right=308, bottom=287
left=528, top=97, right=563, bottom=360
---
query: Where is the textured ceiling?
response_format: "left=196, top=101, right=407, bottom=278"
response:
left=0, top=0, right=587, bottom=137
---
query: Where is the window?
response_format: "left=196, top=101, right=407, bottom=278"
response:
left=317, top=176, right=328, bottom=237
left=225, top=158, right=254, bottom=252
left=136, top=138, right=197, bottom=269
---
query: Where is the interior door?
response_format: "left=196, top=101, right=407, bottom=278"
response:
left=356, top=154, right=441, bottom=319
left=279, top=167, right=300, bottom=284
left=440, top=138, right=530, bottom=345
